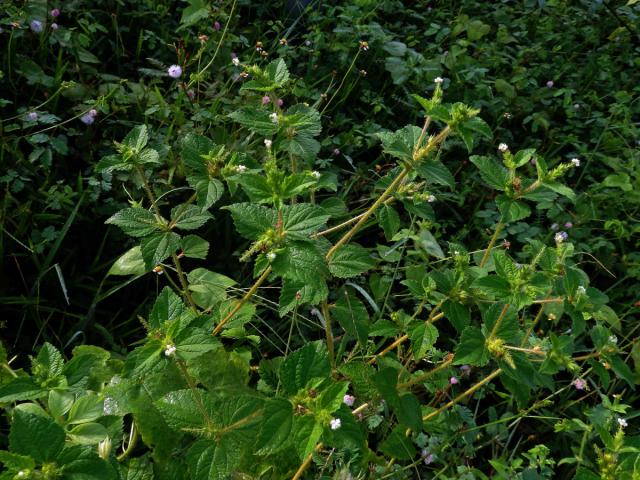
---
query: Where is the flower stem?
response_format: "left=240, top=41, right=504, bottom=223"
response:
left=321, top=301, right=335, bottom=368
left=479, top=222, right=504, bottom=268
left=291, top=443, right=323, bottom=480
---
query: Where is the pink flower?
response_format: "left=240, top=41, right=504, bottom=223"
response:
left=572, top=378, right=586, bottom=390
left=277, top=98, right=284, bottom=107
left=450, top=376, right=459, bottom=385
left=213, top=21, right=221, bottom=31
left=343, top=394, right=355, bottom=407
left=50, top=8, right=60, bottom=18
left=262, top=95, right=271, bottom=105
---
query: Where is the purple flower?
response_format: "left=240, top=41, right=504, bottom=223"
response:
left=333, top=148, right=341, bottom=156
left=167, top=65, right=182, bottom=79
left=262, top=95, right=271, bottom=105
left=51, top=23, right=58, bottom=30
left=26, top=112, right=38, bottom=121
left=546, top=80, right=554, bottom=88
left=554, top=231, right=568, bottom=243
left=459, top=365, right=471, bottom=376
left=564, top=222, right=573, bottom=229
left=450, top=376, right=459, bottom=385
left=230, top=52, right=237, bottom=59
left=421, top=449, right=435, bottom=465
left=30, top=20, right=44, bottom=33
left=80, top=113, right=95, bottom=125
left=343, top=394, right=355, bottom=407
left=50, top=8, right=60, bottom=18
left=277, top=98, right=284, bottom=107
left=530, top=157, right=536, bottom=165
left=572, top=378, right=586, bottom=390
left=213, top=21, right=221, bottom=31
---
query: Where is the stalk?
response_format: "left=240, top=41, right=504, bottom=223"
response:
left=479, top=222, right=504, bottom=268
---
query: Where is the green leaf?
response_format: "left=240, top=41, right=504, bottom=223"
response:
left=9, top=404, right=65, bottom=462
left=58, top=445, right=117, bottom=480
left=463, top=116, right=493, bottom=140
left=282, top=203, right=330, bottom=239
left=379, top=426, right=417, bottom=460
left=278, top=278, right=328, bottom=317
left=495, top=195, right=531, bottom=222
left=328, top=244, right=375, bottom=278
left=0, top=451, right=35, bottom=471
left=292, top=415, right=324, bottom=459
left=228, top=107, right=279, bottom=136
left=0, top=377, right=46, bottom=403
left=281, top=173, right=317, bottom=199
left=469, top=156, right=509, bottom=191
left=181, top=134, right=224, bottom=173
left=224, top=203, right=277, bottom=240
left=397, top=394, right=422, bottom=431
left=187, top=268, right=235, bottom=310
left=441, top=300, right=470, bottom=332
left=156, top=389, right=214, bottom=430
left=495, top=78, right=516, bottom=99
left=377, top=125, right=422, bottom=162
left=255, top=398, right=293, bottom=454
left=187, top=439, right=240, bottom=480
left=472, top=275, right=511, bottom=297
left=414, top=160, right=455, bottom=188
left=240, top=58, right=290, bottom=92
left=234, top=172, right=274, bottom=203
left=68, top=394, right=104, bottom=425
left=181, top=235, right=209, bottom=259
left=191, top=177, right=224, bottom=209
left=175, top=329, right=220, bottom=360
left=512, top=148, right=536, bottom=168
left=543, top=181, right=576, bottom=202
left=122, top=125, right=149, bottom=152
left=281, top=135, right=321, bottom=162
left=417, top=229, right=445, bottom=258
left=140, top=232, right=181, bottom=269
left=410, top=323, right=439, bottom=359
left=149, top=287, right=192, bottom=330
left=95, top=154, right=131, bottom=173
left=35, top=342, right=64, bottom=381
left=333, top=288, right=369, bottom=347
left=171, top=204, right=213, bottom=230
left=279, top=342, right=330, bottom=395
left=271, top=241, right=327, bottom=283
left=138, top=148, right=160, bottom=165
left=284, top=104, right=322, bottom=137
left=454, top=327, right=490, bottom=366
left=106, top=208, right=163, bottom=238
left=68, top=422, right=109, bottom=445
left=377, top=205, right=401, bottom=240
left=482, top=304, right=518, bottom=343
left=108, top=246, right=146, bottom=276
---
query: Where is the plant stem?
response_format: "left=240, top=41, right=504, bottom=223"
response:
left=479, top=222, right=504, bottom=268
left=422, top=369, right=502, bottom=421
left=116, top=422, right=138, bottom=461
left=291, top=443, right=323, bottom=480
left=212, top=266, right=272, bottom=336
left=320, top=48, right=361, bottom=115
left=172, top=253, right=198, bottom=311
left=321, top=301, right=335, bottom=367
left=398, top=354, right=454, bottom=389
left=488, top=303, right=510, bottom=340
left=312, top=198, right=395, bottom=238
left=175, top=359, right=213, bottom=425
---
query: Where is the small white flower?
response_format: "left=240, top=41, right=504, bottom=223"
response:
left=554, top=231, right=568, bottom=243
left=343, top=394, right=355, bottom=407
left=546, top=80, right=554, bottom=88
left=164, top=344, right=176, bottom=357
left=235, top=164, right=247, bottom=173
left=269, top=112, right=279, bottom=124
left=97, top=437, right=112, bottom=460
left=427, top=194, right=436, bottom=203
left=617, top=417, right=628, bottom=428
left=264, top=139, right=272, bottom=149
left=312, top=170, right=321, bottom=179
left=577, top=286, right=586, bottom=295
left=608, top=335, right=618, bottom=344
left=17, top=471, right=27, bottom=478
left=232, top=57, right=240, bottom=66
left=330, top=418, right=341, bottom=430
left=498, top=143, right=509, bottom=153
left=571, top=158, right=581, bottom=167
left=434, top=76, right=444, bottom=85
left=266, top=252, right=276, bottom=261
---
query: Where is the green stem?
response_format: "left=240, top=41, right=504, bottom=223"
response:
left=479, top=222, right=504, bottom=268
left=321, top=301, right=335, bottom=368
left=488, top=303, right=510, bottom=340
left=116, top=422, right=138, bottom=461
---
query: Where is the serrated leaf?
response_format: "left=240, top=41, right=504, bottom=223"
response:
left=278, top=278, right=328, bottom=317
left=123, top=125, right=149, bottom=152
left=279, top=342, right=330, bottom=395
left=463, top=116, right=493, bottom=140
left=410, top=323, right=439, bottom=359
left=108, top=246, right=146, bottom=276
left=255, top=398, right=293, bottom=454
left=377, top=205, right=401, bottom=241
left=95, top=154, right=130, bottom=173
left=397, top=393, right=422, bottom=431
left=187, top=440, right=240, bottom=480
left=228, top=107, right=279, bottom=136
left=414, top=160, right=455, bottom=188
left=35, top=342, right=64, bottom=381
left=454, top=326, right=490, bottom=366
left=187, top=268, right=235, bottom=310
left=472, top=275, right=511, bottom=297
left=379, top=426, right=417, bottom=460
left=281, top=134, right=321, bottom=162
left=271, top=241, right=327, bottom=283
left=512, top=148, right=536, bottom=168
left=282, top=203, right=329, bottom=239
left=140, top=232, right=181, bottom=269
left=469, top=156, right=509, bottom=191
left=191, top=177, right=224, bottom=209
left=181, top=235, right=209, bottom=259
left=224, top=203, right=277, bottom=240
left=441, top=300, right=470, bottom=332
left=156, top=389, right=215, bottom=430
left=481, top=303, right=518, bottom=343
left=333, top=288, right=369, bottom=347
left=175, top=329, right=220, bottom=360
left=10, top=404, right=65, bottom=462
left=0, top=377, right=46, bottom=403
left=495, top=195, right=531, bottom=222
left=233, top=172, right=273, bottom=203
left=328, top=244, right=375, bottom=278
left=106, top=208, right=163, bottom=238
left=170, top=204, right=213, bottom=231
left=377, top=125, right=422, bottom=162
left=149, top=287, right=191, bottom=329
left=544, top=181, right=576, bottom=202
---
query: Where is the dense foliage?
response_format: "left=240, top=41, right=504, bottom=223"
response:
left=1, top=0, right=639, bottom=479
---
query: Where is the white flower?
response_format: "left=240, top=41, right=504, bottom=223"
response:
left=266, top=252, right=276, bottom=261
left=17, top=471, right=27, bottom=478
left=264, top=139, right=272, bottom=148
left=330, top=418, right=341, bottom=430
left=554, top=231, right=568, bottom=243
left=269, top=112, right=279, bottom=124
left=232, top=57, right=240, bottom=66
left=343, top=394, right=355, bottom=407
left=546, top=80, right=554, bottom=88
left=164, top=344, right=176, bottom=357
left=427, top=194, right=436, bottom=203
left=97, top=437, right=112, bottom=460
left=434, top=76, right=444, bottom=85
left=571, top=158, right=580, bottom=167
left=608, top=335, right=618, bottom=344
left=167, top=65, right=182, bottom=79
left=577, top=286, right=586, bottom=294
left=236, top=165, right=247, bottom=173
left=498, top=143, right=509, bottom=152
left=312, top=170, right=321, bottom=179
left=617, top=417, right=628, bottom=428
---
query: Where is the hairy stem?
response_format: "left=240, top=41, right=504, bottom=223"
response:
left=291, top=443, right=323, bottom=480
left=479, top=222, right=504, bottom=268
